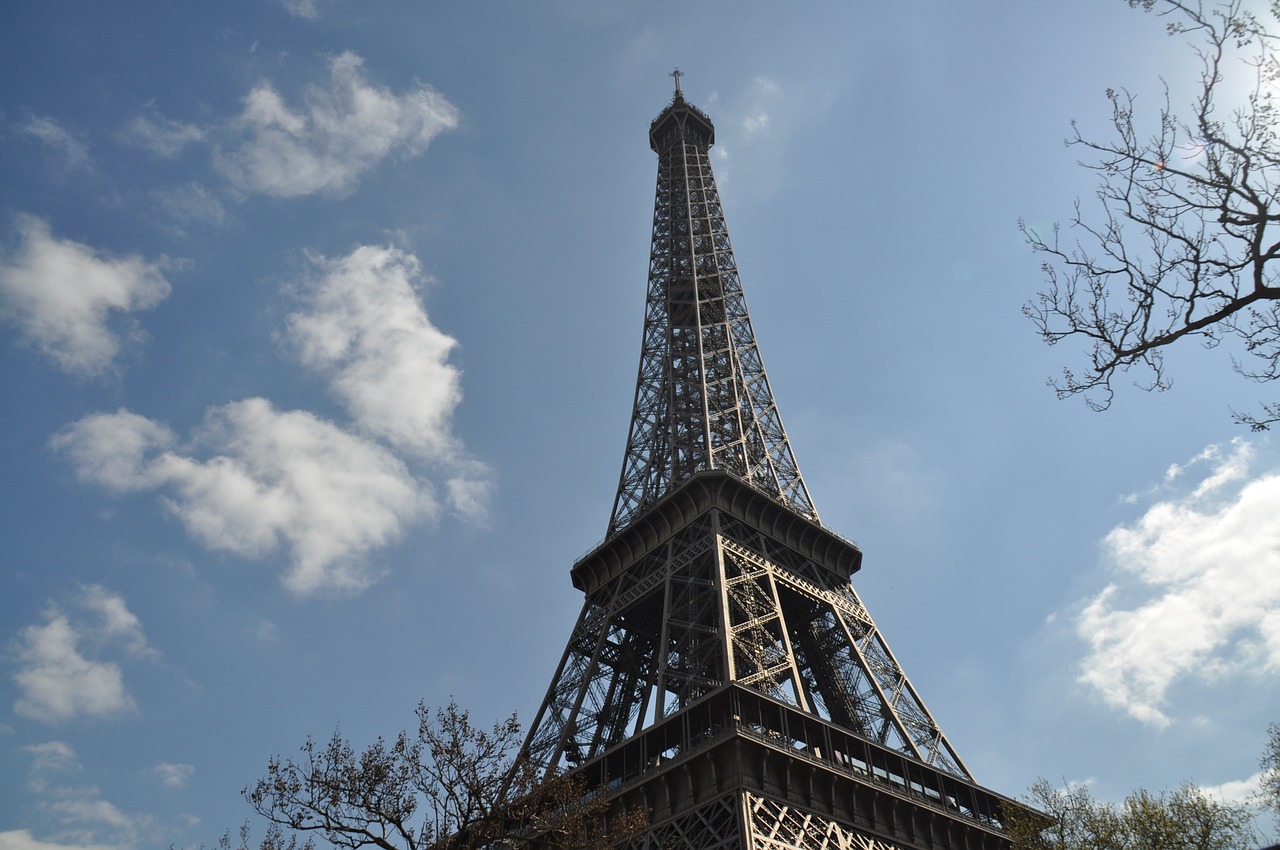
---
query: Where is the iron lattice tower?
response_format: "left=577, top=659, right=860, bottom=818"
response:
left=522, top=81, right=1018, bottom=850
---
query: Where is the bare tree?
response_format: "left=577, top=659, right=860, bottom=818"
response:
left=1023, top=0, right=1280, bottom=428
left=1004, top=778, right=1257, bottom=850
left=1261, top=721, right=1280, bottom=827
left=238, top=701, right=646, bottom=850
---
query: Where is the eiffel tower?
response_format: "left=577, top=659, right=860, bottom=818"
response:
left=521, top=74, right=1018, bottom=850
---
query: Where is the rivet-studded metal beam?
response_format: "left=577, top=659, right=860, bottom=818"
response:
left=609, top=92, right=817, bottom=538
left=524, top=473, right=971, bottom=784
left=518, top=84, right=1021, bottom=850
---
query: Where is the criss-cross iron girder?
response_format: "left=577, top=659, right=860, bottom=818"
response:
left=514, top=93, right=1025, bottom=850
left=609, top=95, right=817, bottom=538
left=523, top=478, right=971, bottom=784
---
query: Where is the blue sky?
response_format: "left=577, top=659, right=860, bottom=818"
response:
left=3, top=1, right=1279, bottom=847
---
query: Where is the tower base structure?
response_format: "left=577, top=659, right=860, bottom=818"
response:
left=524, top=472, right=1018, bottom=849
left=571, top=685, right=1011, bottom=850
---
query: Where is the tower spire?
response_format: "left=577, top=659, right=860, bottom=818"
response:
left=609, top=85, right=818, bottom=537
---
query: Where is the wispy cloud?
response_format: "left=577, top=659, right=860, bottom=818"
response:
left=0, top=216, right=171, bottom=376
left=0, top=830, right=120, bottom=850
left=80, top=585, right=155, bottom=659
left=16, top=723, right=153, bottom=850
left=276, top=0, right=321, bottom=19
left=24, top=741, right=81, bottom=773
left=18, top=116, right=89, bottom=172
left=53, top=400, right=428, bottom=596
left=149, top=183, right=225, bottom=229
left=741, top=77, right=780, bottom=137
left=153, top=763, right=194, bottom=789
left=122, top=112, right=204, bottom=158
left=704, top=77, right=787, bottom=187
left=1075, top=438, right=1280, bottom=726
left=11, top=587, right=152, bottom=723
left=216, top=51, right=458, bottom=198
left=43, top=800, right=131, bottom=831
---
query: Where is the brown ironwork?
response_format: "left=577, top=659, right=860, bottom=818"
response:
left=521, top=81, right=1019, bottom=849
left=608, top=87, right=817, bottom=538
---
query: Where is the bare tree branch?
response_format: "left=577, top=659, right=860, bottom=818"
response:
left=241, top=701, right=646, bottom=850
left=1260, top=721, right=1280, bottom=826
left=1025, top=0, right=1280, bottom=427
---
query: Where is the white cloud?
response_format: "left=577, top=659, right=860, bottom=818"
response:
left=15, top=735, right=142, bottom=849
left=743, top=113, right=770, bottom=135
left=0, top=831, right=117, bottom=850
left=154, top=762, right=194, bottom=789
left=80, top=585, right=155, bottom=659
left=216, top=51, right=458, bottom=197
left=54, top=399, right=428, bottom=595
left=710, top=77, right=789, bottom=186
left=150, top=183, right=225, bottom=227
left=24, top=741, right=80, bottom=772
left=276, top=0, right=320, bottom=18
left=1200, top=771, right=1262, bottom=807
left=51, top=409, right=175, bottom=492
left=1075, top=438, right=1280, bottom=726
left=122, top=113, right=204, bottom=157
left=12, top=587, right=153, bottom=723
left=446, top=472, right=492, bottom=524
left=284, top=246, right=458, bottom=455
left=45, top=800, right=131, bottom=830
left=26, top=791, right=139, bottom=850
left=741, top=76, right=780, bottom=137
left=0, top=217, right=171, bottom=376
left=19, top=116, right=89, bottom=171
left=284, top=244, right=492, bottom=519
left=13, top=615, right=134, bottom=722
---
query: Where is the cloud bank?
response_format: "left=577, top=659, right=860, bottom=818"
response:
left=0, top=217, right=171, bottom=376
left=1076, top=439, right=1280, bottom=726
left=50, top=242, right=489, bottom=595
left=217, top=51, right=458, bottom=198
left=53, top=400, right=426, bottom=596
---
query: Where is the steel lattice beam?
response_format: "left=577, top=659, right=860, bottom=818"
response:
left=609, top=93, right=818, bottom=537
left=516, top=88, right=1021, bottom=850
